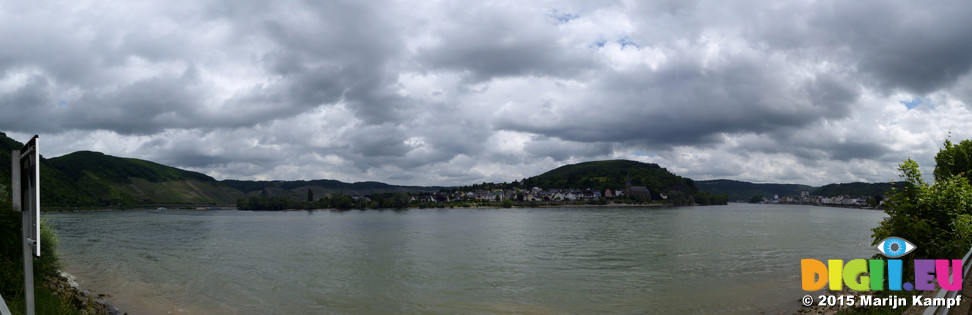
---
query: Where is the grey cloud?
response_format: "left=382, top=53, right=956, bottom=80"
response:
left=827, top=142, right=890, bottom=162
left=348, top=125, right=410, bottom=158
left=758, top=0, right=972, bottom=95
left=495, top=52, right=860, bottom=149
left=834, top=1, right=972, bottom=94
left=418, top=4, right=594, bottom=82
left=69, top=70, right=205, bottom=134
left=753, top=136, right=890, bottom=164
left=2, top=0, right=412, bottom=136
left=0, top=74, right=53, bottom=129
left=134, top=130, right=276, bottom=170
left=252, top=1, right=411, bottom=125
left=525, top=137, right=613, bottom=162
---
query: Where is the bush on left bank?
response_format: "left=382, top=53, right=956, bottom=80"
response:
left=1, top=183, right=109, bottom=314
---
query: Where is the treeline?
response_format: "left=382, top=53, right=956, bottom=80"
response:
left=236, top=192, right=412, bottom=210
left=691, top=191, right=729, bottom=206
left=237, top=190, right=729, bottom=210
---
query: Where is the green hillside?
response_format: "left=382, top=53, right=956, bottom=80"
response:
left=0, top=134, right=98, bottom=207
left=695, top=179, right=814, bottom=201
left=521, top=160, right=698, bottom=198
left=44, top=150, right=244, bottom=206
left=0, top=134, right=21, bottom=183
left=47, top=151, right=215, bottom=183
left=1, top=133, right=243, bottom=207
left=113, top=177, right=245, bottom=205
left=0, top=133, right=439, bottom=208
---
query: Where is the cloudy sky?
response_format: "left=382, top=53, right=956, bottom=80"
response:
left=2, top=0, right=972, bottom=186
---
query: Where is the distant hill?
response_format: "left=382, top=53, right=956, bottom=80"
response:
left=1, top=134, right=247, bottom=207
left=695, top=179, right=814, bottom=201
left=811, top=182, right=904, bottom=197
left=0, top=132, right=901, bottom=209
left=0, top=133, right=442, bottom=208
left=520, top=160, right=698, bottom=198
left=47, top=151, right=216, bottom=183
left=1, top=134, right=97, bottom=207
left=44, top=150, right=246, bottom=206
left=0, top=134, right=23, bottom=188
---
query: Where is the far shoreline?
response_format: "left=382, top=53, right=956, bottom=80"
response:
left=40, top=200, right=892, bottom=213
left=43, top=201, right=684, bottom=212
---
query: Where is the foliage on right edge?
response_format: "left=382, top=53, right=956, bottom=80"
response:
left=872, top=138, right=972, bottom=263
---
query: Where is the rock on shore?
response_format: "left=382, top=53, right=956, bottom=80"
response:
left=45, top=271, right=122, bottom=315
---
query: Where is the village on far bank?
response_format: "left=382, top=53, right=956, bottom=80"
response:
left=237, top=179, right=731, bottom=210
left=409, top=184, right=652, bottom=205
left=752, top=191, right=885, bottom=208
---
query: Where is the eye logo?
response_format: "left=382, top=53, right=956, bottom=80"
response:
left=876, top=237, right=916, bottom=258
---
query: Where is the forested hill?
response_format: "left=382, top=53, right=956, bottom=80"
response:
left=0, top=134, right=100, bottom=207
left=519, top=160, right=698, bottom=198
left=4, top=131, right=893, bottom=209
left=696, top=179, right=903, bottom=201
left=695, top=179, right=814, bottom=201
left=47, top=151, right=216, bottom=183
left=0, top=133, right=244, bottom=207
left=0, top=133, right=441, bottom=208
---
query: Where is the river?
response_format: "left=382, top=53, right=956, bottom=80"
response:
left=45, top=204, right=886, bottom=314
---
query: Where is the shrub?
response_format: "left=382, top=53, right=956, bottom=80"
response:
left=872, top=159, right=972, bottom=259
left=1, top=183, right=76, bottom=314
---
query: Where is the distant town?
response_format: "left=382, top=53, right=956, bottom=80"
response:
left=238, top=180, right=701, bottom=211
left=751, top=191, right=883, bottom=208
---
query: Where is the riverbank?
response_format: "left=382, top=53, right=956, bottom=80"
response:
left=45, top=271, right=120, bottom=315
left=44, top=201, right=680, bottom=213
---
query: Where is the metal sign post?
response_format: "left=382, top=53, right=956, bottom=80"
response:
left=11, top=135, right=40, bottom=315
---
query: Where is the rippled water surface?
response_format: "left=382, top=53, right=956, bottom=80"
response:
left=45, top=204, right=886, bottom=314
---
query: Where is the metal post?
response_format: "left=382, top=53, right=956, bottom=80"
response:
left=12, top=146, right=35, bottom=315
left=22, top=211, right=33, bottom=315
left=11, top=150, right=19, bottom=212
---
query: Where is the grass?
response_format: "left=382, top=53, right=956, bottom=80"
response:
left=4, top=286, right=82, bottom=315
